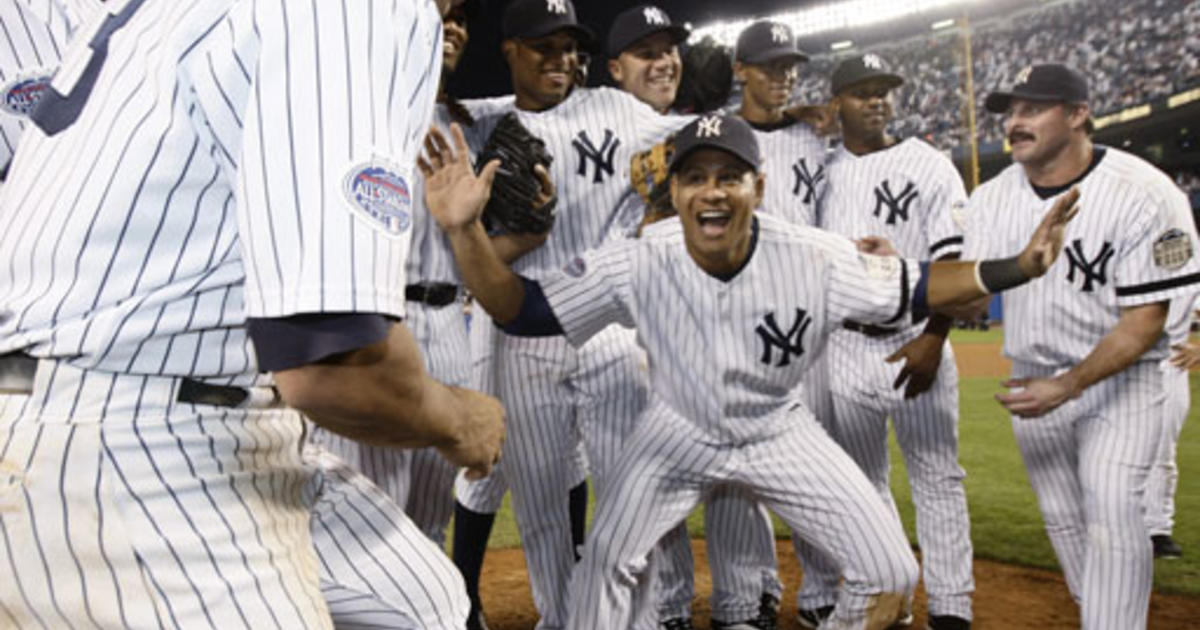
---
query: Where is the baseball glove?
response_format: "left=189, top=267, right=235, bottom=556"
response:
left=476, top=112, right=556, bottom=234
left=630, top=135, right=676, bottom=226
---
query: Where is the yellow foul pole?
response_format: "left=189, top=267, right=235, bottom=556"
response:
left=961, top=14, right=980, bottom=191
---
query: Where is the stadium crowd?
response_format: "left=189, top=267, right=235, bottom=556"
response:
left=792, top=0, right=1200, bottom=158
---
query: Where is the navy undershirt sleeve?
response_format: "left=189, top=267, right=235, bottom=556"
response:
left=911, top=261, right=932, bottom=323
left=247, top=313, right=392, bottom=372
left=498, top=276, right=565, bottom=337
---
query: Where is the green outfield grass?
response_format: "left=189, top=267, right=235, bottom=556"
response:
left=472, top=341, right=1200, bottom=596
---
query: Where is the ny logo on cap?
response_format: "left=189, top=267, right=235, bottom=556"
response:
left=863, top=54, right=884, bottom=70
left=546, top=0, right=567, bottom=15
left=643, top=7, right=668, bottom=25
left=1014, top=66, right=1033, bottom=85
left=771, top=24, right=790, bottom=43
left=696, top=116, right=723, bottom=138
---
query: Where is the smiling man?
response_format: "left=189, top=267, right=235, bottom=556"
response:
left=963, top=63, right=1200, bottom=630
left=419, top=113, right=1082, bottom=630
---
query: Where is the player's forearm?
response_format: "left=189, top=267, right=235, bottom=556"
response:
left=1057, top=302, right=1168, bottom=396
left=491, top=231, right=549, bottom=264
left=446, top=220, right=525, bottom=324
left=275, top=325, right=470, bottom=448
left=924, top=260, right=993, bottom=317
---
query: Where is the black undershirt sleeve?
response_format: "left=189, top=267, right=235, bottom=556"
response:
left=246, top=313, right=392, bottom=372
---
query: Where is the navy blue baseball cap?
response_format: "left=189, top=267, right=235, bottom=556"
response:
left=985, top=64, right=1089, bottom=113
left=606, top=4, right=689, bottom=59
left=831, top=53, right=904, bottom=94
left=502, top=0, right=597, bottom=51
left=735, top=20, right=809, bottom=65
left=669, top=114, right=762, bottom=173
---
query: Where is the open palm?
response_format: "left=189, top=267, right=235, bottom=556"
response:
left=418, top=124, right=500, bottom=231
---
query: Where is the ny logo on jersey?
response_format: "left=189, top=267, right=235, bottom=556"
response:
left=771, top=25, right=791, bottom=43
left=873, top=180, right=919, bottom=225
left=1064, top=239, right=1115, bottom=292
left=863, top=54, right=884, bottom=70
left=756, top=308, right=812, bottom=368
left=791, top=158, right=825, bottom=204
left=643, top=7, right=669, bottom=25
left=546, top=0, right=568, bottom=15
left=573, top=129, right=620, bottom=183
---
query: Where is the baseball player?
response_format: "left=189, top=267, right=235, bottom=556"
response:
left=963, top=63, right=1200, bottom=629
left=1146, top=295, right=1194, bottom=559
left=797, top=54, right=974, bottom=630
left=0, top=0, right=502, bottom=627
left=446, top=2, right=694, bottom=628
left=419, top=113, right=1080, bottom=630
left=606, top=8, right=786, bottom=629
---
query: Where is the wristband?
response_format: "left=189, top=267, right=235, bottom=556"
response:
left=976, top=256, right=1029, bottom=294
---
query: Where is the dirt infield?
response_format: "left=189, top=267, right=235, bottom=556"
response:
left=475, top=338, right=1200, bottom=627
left=477, top=541, right=1200, bottom=629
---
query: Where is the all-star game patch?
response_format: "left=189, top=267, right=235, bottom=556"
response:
left=1152, top=227, right=1193, bottom=270
left=562, top=256, right=587, bottom=278
left=343, top=162, right=413, bottom=237
left=859, top=253, right=901, bottom=280
left=1, top=73, right=54, bottom=117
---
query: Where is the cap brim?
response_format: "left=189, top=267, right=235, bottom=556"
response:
left=834, top=73, right=903, bottom=94
left=984, top=90, right=1071, bottom=113
left=610, top=24, right=690, bottom=58
left=739, top=50, right=809, bottom=65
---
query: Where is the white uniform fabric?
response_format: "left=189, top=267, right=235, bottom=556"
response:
left=799, top=138, right=974, bottom=619
left=963, top=147, right=1200, bottom=630
left=753, top=120, right=827, bottom=226
left=0, top=0, right=100, bottom=174
left=1144, top=295, right=1194, bottom=536
left=454, top=87, right=692, bottom=629
left=0, top=1, right=468, bottom=627
left=553, top=214, right=923, bottom=629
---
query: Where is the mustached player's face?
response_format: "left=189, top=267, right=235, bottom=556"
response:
left=609, top=32, right=681, bottom=113
left=670, top=149, right=764, bottom=272
left=505, top=31, right=581, bottom=109
left=835, top=79, right=895, bottom=139
left=737, top=58, right=799, bottom=111
left=1004, top=98, right=1086, bottom=167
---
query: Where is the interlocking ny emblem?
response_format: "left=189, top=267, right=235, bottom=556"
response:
left=572, top=129, right=620, bottom=183
left=756, top=308, right=812, bottom=368
left=643, top=7, right=668, bottom=25
left=873, top=180, right=918, bottom=225
left=1014, top=66, right=1033, bottom=85
left=1065, top=239, right=1115, bottom=292
left=791, top=158, right=825, bottom=204
left=771, top=24, right=790, bottom=43
left=696, top=115, right=722, bottom=138
left=546, top=0, right=567, bottom=14
left=863, top=54, right=884, bottom=70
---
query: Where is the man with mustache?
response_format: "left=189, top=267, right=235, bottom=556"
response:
left=797, top=53, right=974, bottom=630
left=963, top=63, right=1200, bottom=629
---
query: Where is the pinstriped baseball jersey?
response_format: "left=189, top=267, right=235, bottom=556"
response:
left=473, top=86, right=689, bottom=279
left=0, top=0, right=97, bottom=173
left=819, top=138, right=965, bottom=262
left=963, top=147, right=1200, bottom=365
left=752, top=122, right=827, bottom=226
left=0, top=0, right=442, bottom=384
left=543, top=213, right=922, bottom=444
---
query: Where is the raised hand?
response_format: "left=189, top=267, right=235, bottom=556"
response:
left=1017, top=187, right=1081, bottom=278
left=418, top=123, right=501, bottom=232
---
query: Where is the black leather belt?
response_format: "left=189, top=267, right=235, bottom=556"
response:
left=842, top=321, right=899, bottom=338
left=405, top=283, right=459, bottom=307
left=0, top=352, right=270, bottom=408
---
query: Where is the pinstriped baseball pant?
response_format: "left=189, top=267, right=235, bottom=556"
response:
left=0, top=361, right=468, bottom=629
left=797, top=329, right=973, bottom=619
left=1144, top=360, right=1188, bottom=537
left=567, top=399, right=919, bottom=630
left=1011, top=360, right=1163, bottom=630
